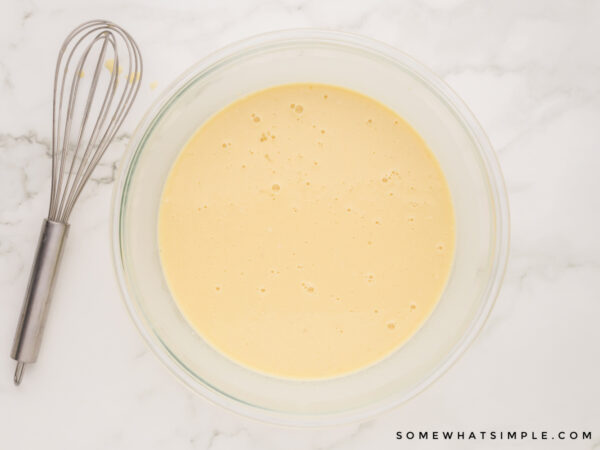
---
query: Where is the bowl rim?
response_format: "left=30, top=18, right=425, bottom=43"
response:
left=111, top=28, right=510, bottom=427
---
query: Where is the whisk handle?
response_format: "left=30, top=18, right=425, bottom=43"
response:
left=11, top=219, right=69, bottom=385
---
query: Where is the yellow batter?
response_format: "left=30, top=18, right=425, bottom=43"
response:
left=158, top=83, right=455, bottom=379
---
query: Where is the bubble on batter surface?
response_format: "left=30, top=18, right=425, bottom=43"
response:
left=301, top=281, right=315, bottom=293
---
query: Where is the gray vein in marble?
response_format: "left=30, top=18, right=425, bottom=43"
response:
left=0, top=61, right=14, bottom=89
left=508, top=256, right=600, bottom=289
left=316, top=422, right=372, bottom=450
left=0, top=131, right=129, bottom=185
left=133, top=348, right=148, bottom=360
left=0, top=131, right=52, bottom=157
left=199, top=426, right=246, bottom=450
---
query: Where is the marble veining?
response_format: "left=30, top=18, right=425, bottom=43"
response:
left=1, top=0, right=599, bottom=449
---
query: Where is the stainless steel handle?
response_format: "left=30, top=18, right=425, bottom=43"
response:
left=11, top=219, right=69, bottom=385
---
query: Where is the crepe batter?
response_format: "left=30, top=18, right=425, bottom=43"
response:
left=158, top=83, right=455, bottom=379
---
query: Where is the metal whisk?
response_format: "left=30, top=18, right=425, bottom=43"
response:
left=10, top=20, right=142, bottom=385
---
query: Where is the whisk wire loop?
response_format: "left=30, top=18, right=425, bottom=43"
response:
left=49, top=20, right=142, bottom=223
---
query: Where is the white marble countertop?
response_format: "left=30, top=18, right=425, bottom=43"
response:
left=1, top=0, right=599, bottom=449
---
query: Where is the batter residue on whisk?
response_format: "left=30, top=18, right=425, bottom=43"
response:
left=158, top=83, right=455, bottom=379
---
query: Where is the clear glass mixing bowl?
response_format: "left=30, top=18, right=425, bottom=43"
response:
left=112, top=30, right=509, bottom=426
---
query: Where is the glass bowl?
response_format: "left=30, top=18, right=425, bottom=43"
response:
left=112, top=29, right=509, bottom=426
